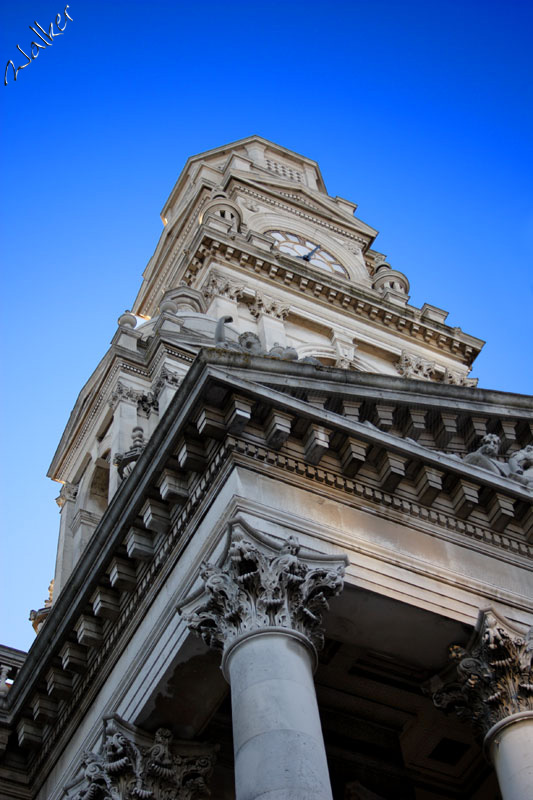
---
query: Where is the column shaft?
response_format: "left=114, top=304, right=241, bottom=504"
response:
left=487, top=715, right=533, bottom=800
left=224, top=630, right=333, bottom=800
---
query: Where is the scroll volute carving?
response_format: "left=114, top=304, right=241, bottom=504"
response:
left=431, top=609, right=533, bottom=739
left=66, top=715, right=216, bottom=800
left=180, top=518, right=347, bottom=655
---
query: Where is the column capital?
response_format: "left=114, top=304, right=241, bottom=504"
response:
left=432, top=608, right=533, bottom=740
left=66, top=714, right=216, bottom=800
left=180, top=518, right=347, bottom=660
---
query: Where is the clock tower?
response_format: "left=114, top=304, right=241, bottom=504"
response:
left=1, top=137, right=532, bottom=800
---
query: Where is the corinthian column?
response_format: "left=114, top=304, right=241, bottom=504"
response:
left=432, top=609, right=533, bottom=800
left=181, top=518, right=347, bottom=800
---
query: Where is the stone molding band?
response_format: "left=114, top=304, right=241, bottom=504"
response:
left=484, top=709, right=533, bottom=754
left=220, top=626, right=318, bottom=680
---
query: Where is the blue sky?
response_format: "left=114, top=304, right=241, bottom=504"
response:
left=1, top=0, right=532, bottom=651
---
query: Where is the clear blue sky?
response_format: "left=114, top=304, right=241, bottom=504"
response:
left=1, top=0, right=532, bottom=652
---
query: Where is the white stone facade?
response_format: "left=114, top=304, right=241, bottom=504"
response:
left=0, top=137, right=531, bottom=800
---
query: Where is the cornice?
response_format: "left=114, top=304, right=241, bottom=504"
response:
left=3, top=354, right=532, bottom=789
left=175, top=227, right=483, bottom=365
left=237, top=184, right=371, bottom=246
left=227, top=174, right=378, bottom=241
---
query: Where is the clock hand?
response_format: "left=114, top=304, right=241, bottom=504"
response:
left=302, top=244, right=321, bottom=262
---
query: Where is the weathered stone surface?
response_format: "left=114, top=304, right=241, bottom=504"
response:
left=432, top=609, right=533, bottom=739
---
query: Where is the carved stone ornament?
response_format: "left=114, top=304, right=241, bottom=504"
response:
left=56, top=482, right=78, bottom=508
left=64, top=714, right=216, bottom=800
left=442, top=368, right=478, bottom=388
left=395, top=351, right=477, bottom=387
left=431, top=609, right=533, bottom=739
left=395, top=351, right=436, bottom=381
left=180, top=518, right=347, bottom=655
left=462, top=435, right=533, bottom=489
left=213, top=318, right=320, bottom=365
left=152, top=365, right=182, bottom=399
left=109, top=381, right=159, bottom=416
left=113, top=427, right=146, bottom=481
left=202, top=272, right=291, bottom=320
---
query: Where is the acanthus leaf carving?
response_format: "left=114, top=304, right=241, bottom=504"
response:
left=395, top=351, right=478, bottom=387
left=109, top=381, right=159, bottom=416
left=431, top=609, right=533, bottom=739
left=201, top=271, right=290, bottom=320
left=66, top=716, right=216, bottom=800
left=181, top=520, right=346, bottom=654
left=395, top=351, right=436, bottom=381
left=152, top=366, right=183, bottom=399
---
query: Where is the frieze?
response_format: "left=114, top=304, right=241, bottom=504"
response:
left=238, top=185, right=368, bottom=246
left=18, top=429, right=533, bottom=783
left=224, top=436, right=533, bottom=556
left=432, top=609, right=533, bottom=739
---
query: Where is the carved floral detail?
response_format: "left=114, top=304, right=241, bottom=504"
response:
left=109, top=382, right=158, bottom=415
left=66, top=716, right=215, bottom=800
left=181, top=521, right=346, bottom=653
left=395, top=352, right=477, bottom=387
left=201, top=273, right=247, bottom=303
left=442, top=368, right=478, bottom=388
left=152, top=366, right=182, bottom=399
left=201, top=272, right=290, bottom=319
left=395, top=351, right=436, bottom=380
left=432, top=609, right=533, bottom=739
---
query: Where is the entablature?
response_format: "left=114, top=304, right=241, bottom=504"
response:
left=169, top=225, right=483, bottom=367
left=3, top=350, right=532, bottom=793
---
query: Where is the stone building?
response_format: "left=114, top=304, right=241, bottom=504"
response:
left=1, top=136, right=532, bottom=800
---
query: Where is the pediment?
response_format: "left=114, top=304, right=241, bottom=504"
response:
left=233, top=171, right=378, bottom=239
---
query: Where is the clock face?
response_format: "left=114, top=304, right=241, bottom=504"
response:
left=268, top=230, right=347, bottom=276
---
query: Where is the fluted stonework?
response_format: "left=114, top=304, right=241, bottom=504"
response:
left=432, top=609, right=533, bottom=739
left=182, top=519, right=346, bottom=661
